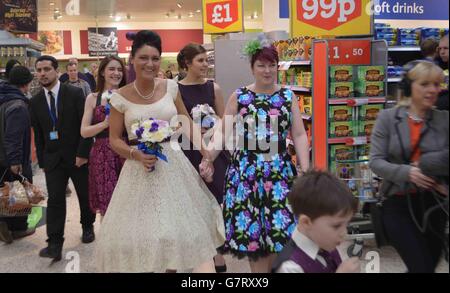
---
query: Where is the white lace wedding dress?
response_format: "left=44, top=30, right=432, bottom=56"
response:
left=95, top=79, right=225, bottom=272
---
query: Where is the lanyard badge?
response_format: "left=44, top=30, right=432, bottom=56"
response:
left=48, top=95, right=59, bottom=141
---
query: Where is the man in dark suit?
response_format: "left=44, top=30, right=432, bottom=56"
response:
left=30, top=56, right=95, bottom=262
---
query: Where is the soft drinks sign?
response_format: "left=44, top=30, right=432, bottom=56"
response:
left=291, top=0, right=372, bottom=37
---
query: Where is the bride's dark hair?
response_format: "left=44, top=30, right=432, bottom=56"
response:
left=129, top=30, right=162, bottom=57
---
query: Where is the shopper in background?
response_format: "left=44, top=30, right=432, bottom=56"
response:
left=0, top=66, right=35, bottom=244
left=157, top=70, right=166, bottom=79
left=370, top=60, right=449, bottom=273
left=177, top=43, right=230, bottom=272
left=420, top=38, right=439, bottom=62
left=436, top=34, right=449, bottom=111
left=30, top=55, right=95, bottom=262
left=59, top=57, right=90, bottom=85
left=202, top=37, right=310, bottom=272
left=4, top=59, right=21, bottom=82
left=29, top=71, right=43, bottom=98
left=64, top=62, right=92, bottom=97
left=85, top=62, right=98, bottom=92
left=95, top=30, right=224, bottom=273
left=165, top=69, right=174, bottom=79
left=173, top=67, right=186, bottom=82
left=273, top=171, right=360, bottom=273
left=81, top=56, right=126, bottom=220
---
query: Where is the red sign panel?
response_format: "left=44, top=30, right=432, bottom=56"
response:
left=205, top=0, right=239, bottom=29
left=328, top=39, right=371, bottom=65
left=296, top=0, right=363, bottom=31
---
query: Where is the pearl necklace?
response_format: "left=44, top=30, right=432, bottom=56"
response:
left=133, top=81, right=156, bottom=100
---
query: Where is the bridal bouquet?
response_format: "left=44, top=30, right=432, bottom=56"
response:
left=191, top=104, right=217, bottom=130
left=130, top=118, right=174, bottom=172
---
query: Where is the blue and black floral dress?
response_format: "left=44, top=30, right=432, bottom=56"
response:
left=220, top=87, right=298, bottom=260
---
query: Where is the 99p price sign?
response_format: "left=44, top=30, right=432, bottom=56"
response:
left=291, top=0, right=372, bottom=37
left=328, top=39, right=371, bottom=65
left=202, top=0, right=243, bottom=34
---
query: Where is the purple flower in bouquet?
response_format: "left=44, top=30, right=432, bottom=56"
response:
left=131, top=118, right=174, bottom=172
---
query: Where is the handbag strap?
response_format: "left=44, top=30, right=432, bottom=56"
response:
left=0, top=169, right=7, bottom=183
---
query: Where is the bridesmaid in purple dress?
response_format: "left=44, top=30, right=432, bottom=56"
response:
left=177, top=43, right=230, bottom=272
left=81, top=56, right=127, bottom=219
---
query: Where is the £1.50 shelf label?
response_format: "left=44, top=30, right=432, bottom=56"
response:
left=291, top=0, right=372, bottom=37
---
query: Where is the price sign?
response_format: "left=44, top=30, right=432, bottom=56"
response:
left=291, top=0, right=372, bottom=37
left=328, top=39, right=371, bottom=65
left=202, top=0, right=243, bottom=34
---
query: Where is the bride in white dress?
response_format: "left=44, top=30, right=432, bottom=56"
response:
left=95, top=31, right=225, bottom=273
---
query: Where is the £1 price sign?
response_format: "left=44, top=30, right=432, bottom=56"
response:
left=328, top=39, right=371, bottom=65
left=291, top=0, right=372, bottom=37
left=203, top=0, right=243, bottom=34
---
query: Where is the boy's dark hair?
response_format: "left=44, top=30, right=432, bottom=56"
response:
left=35, top=55, right=59, bottom=70
left=288, top=170, right=358, bottom=221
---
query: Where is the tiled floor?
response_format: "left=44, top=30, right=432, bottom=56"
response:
left=0, top=168, right=448, bottom=273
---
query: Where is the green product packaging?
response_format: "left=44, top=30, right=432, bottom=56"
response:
left=330, top=66, right=354, bottom=82
left=330, top=82, right=354, bottom=99
left=355, top=81, right=385, bottom=97
left=357, top=66, right=386, bottom=81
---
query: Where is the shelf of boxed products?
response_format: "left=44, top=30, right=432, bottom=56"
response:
left=387, top=46, right=420, bottom=52
left=328, top=97, right=386, bottom=105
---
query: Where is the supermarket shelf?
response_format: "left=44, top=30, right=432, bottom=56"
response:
left=387, top=77, right=402, bottom=83
left=208, top=65, right=215, bottom=69
left=279, top=60, right=311, bottom=66
left=280, top=85, right=311, bottom=92
left=328, top=97, right=386, bottom=105
left=388, top=46, right=420, bottom=52
left=328, top=136, right=370, bottom=145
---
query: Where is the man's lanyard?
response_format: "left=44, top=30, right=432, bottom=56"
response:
left=47, top=91, right=58, bottom=130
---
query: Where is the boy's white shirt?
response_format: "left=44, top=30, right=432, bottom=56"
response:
left=277, top=229, right=346, bottom=273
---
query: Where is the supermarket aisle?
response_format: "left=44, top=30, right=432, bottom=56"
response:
left=0, top=168, right=448, bottom=273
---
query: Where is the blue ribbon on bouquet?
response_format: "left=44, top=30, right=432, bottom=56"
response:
left=105, top=103, right=111, bottom=116
left=137, top=143, right=168, bottom=162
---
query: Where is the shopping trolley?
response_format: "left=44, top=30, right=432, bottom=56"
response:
left=333, top=154, right=380, bottom=257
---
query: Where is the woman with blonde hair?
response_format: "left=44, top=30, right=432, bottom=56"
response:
left=370, top=60, right=449, bottom=273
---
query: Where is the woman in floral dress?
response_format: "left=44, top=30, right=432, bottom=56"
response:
left=81, top=56, right=126, bottom=219
left=203, top=39, right=310, bottom=272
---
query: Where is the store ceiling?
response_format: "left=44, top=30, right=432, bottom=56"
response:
left=37, top=0, right=263, bottom=22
